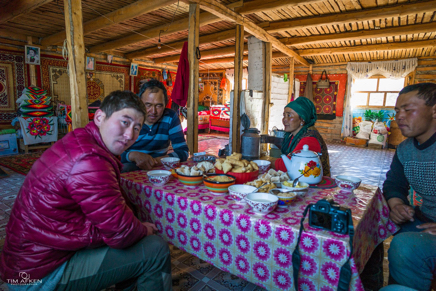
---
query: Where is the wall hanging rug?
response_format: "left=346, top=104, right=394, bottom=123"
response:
left=41, top=55, right=128, bottom=105
left=0, top=49, right=27, bottom=125
left=295, top=74, right=346, bottom=118
left=299, top=81, right=339, bottom=120
left=134, top=67, right=174, bottom=97
left=0, top=151, right=44, bottom=175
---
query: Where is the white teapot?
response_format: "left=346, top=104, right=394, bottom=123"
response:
left=281, top=144, right=323, bottom=184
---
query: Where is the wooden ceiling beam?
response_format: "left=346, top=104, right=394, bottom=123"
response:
left=90, top=0, right=316, bottom=53
left=0, top=30, right=39, bottom=43
left=283, top=22, right=436, bottom=46
left=129, top=1, right=436, bottom=61
left=133, top=21, right=436, bottom=61
left=296, top=39, right=436, bottom=56
left=41, top=0, right=177, bottom=46
left=264, top=0, right=436, bottom=33
left=197, top=52, right=286, bottom=65
left=234, top=0, right=321, bottom=15
left=154, top=44, right=249, bottom=63
left=89, top=1, right=242, bottom=54
left=0, top=0, right=53, bottom=24
left=126, top=28, right=243, bottom=59
left=189, top=0, right=309, bottom=66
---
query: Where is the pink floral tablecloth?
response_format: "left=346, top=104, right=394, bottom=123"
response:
left=121, top=171, right=398, bottom=291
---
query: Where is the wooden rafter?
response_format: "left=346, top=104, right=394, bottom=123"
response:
left=234, top=0, right=321, bottom=15
left=90, top=0, right=319, bottom=54
left=197, top=39, right=436, bottom=64
left=152, top=22, right=435, bottom=65
left=125, top=0, right=436, bottom=62
left=126, top=29, right=245, bottom=60
left=188, top=0, right=309, bottom=66
left=41, top=0, right=177, bottom=46
left=282, top=22, right=436, bottom=46
left=89, top=1, right=241, bottom=53
left=154, top=44, right=249, bottom=63
left=264, top=0, right=436, bottom=33
left=0, top=0, right=53, bottom=24
left=0, top=30, right=39, bottom=43
left=296, top=39, right=436, bottom=56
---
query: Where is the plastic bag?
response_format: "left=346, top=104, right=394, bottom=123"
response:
left=355, top=121, right=373, bottom=140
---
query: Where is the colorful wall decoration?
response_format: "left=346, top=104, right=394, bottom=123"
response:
left=0, top=49, right=27, bottom=125
left=299, top=81, right=339, bottom=120
left=41, top=55, right=129, bottom=106
left=295, top=74, right=347, bottom=117
left=352, top=108, right=395, bottom=136
left=134, top=67, right=175, bottom=99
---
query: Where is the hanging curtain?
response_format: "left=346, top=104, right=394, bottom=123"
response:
left=341, top=58, right=418, bottom=138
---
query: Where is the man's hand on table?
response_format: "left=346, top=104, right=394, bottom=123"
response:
left=129, top=152, right=157, bottom=170
left=154, top=155, right=169, bottom=166
left=143, top=222, right=158, bottom=235
left=388, top=198, right=415, bottom=224
left=416, top=223, right=436, bottom=235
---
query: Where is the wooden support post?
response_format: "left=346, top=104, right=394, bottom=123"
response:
left=288, top=57, right=294, bottom=102
left=232, top=24, right=244, bottom=153
left=27, top=36, right=37, bottom=86
left=263, top=42, right=272, bottom=134
left=186, top=3, right=200, bottom=154
left=63, top=0, right=88, bottom=129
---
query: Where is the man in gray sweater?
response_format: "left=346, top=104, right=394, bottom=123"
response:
left=382, top=83, right=436, bottom=290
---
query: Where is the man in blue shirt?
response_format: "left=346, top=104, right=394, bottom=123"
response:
left=121, top=80, right=189, bottom=172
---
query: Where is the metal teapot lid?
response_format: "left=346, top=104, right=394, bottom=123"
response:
left=244, top=128, right=260, bottom=134
left=291, top=144, right=319, bottom=158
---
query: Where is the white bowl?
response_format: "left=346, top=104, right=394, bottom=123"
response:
left=147, top=170, right=172, bottom=186
left=161, top=157, right=180, bottom=170
left=245, top=192, right=278, bottom=215
left=281, top=181, right=309, bottom=197
left=228, top=184, right=257, bottom=204
left=335, top=175, right=361, bottom=192
left=252, top=160, right=271, bottom=174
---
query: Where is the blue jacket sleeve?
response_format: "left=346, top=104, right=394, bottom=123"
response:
left=382, top=151, right=410, bottom=205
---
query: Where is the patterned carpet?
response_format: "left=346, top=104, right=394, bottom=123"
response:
left=0, top=152, right=44, bottom=175
left=0, top=141, right=395, bottom=290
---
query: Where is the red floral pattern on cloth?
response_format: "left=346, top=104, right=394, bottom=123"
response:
left=26, top=117, right=54, bottom=138
left=121, top=165, right=398, bottom=290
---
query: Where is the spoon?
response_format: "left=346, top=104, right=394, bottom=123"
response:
left=292, top=165, right=315, bottom=187
left=252, top=182, right=268, bottom=193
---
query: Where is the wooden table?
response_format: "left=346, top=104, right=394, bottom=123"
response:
left=121, top=169, right=398, bottom=290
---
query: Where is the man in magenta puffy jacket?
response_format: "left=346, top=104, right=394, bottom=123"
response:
left=0, top=91, right=172, bottom=290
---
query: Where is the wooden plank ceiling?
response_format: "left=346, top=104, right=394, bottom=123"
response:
left=0, top=0, right=435, bottom=70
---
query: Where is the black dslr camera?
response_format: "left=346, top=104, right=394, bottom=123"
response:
left=309, top=199, right=350, bottom=234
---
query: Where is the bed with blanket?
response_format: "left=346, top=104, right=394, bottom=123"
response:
left=209, top=104, right=230, bottom=133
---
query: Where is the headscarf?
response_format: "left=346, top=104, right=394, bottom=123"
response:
left=281, top=97, right=317, bottom=155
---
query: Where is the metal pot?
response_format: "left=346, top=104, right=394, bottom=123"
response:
left=241, top=128, right=260, bottom=160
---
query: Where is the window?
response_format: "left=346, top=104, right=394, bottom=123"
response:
left=351, top=76, right=405, bottom=108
